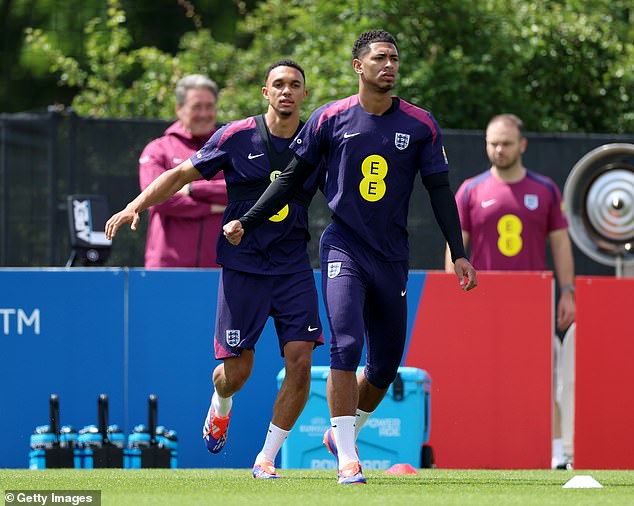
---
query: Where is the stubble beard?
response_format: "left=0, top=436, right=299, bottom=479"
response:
left=272, top=102, right=294, bottom=118
left=491, top=153, right=521, bottom=172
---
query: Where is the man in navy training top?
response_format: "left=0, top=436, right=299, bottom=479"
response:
left=223, top=30, right=478, bottom=485
left=105, top=59, right=324, bottom=480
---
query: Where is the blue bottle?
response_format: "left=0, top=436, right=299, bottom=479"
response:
left=124, top=424, right=151, bottom=469
left=59, top=425, right=81, bottom=469
left=28, top=425, right=56, bottom=469
left=156, top=426, right=178, bottom=469
left=107, top=424, right=126, bottom=449
left=78, top=424, right=103, bottom=469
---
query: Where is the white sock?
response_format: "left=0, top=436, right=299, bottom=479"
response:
left=212, top=391, right=232, bottom=417
left=552, top=438, right=564, bottom=467
left=255, top=423, right=289, bottom=464
left=331, top=416, right=358, bottom=468
left=355, top=409, right=372, bottom=439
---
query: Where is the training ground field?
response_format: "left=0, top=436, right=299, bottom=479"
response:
left=1, top=469, right=633, bottom=506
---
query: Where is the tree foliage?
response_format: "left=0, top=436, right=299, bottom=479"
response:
left=22, top=0, right=634, bottom=133
left=22, top=0, right=236, bottom=118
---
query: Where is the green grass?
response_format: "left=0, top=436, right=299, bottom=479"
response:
left=1, top=469, right=633, bottom=506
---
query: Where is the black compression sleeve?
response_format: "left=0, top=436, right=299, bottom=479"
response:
left=422, top=172, right=467, bottom=262
left=239, top=154, right=314, bottom=234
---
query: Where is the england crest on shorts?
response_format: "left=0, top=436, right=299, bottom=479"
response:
left=524, top=194, right=539, bottom=210
left=395, top=132, right=410, bottom=150
left=226, top=329, right=241, bottom=347
left=328, top=262, right=341, bottom=278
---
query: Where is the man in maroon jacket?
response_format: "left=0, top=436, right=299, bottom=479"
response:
left=139, top=74, right=227, bottom=267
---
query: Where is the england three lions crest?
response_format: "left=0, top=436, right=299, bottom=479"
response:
left=226, top=329, right=241, bottom=347
left=524, top=194, right=539, bottom=210
left=328, top=262, right=341, bottom=278
left=395, top=132, right=410, bottom=150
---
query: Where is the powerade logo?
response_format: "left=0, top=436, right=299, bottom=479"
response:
left=365, top=417, right=401, bottom=437
left=0, top=308, right=40, bottom=335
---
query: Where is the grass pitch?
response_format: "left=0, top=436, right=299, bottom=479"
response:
left=1, top=469, right=633, bottom=506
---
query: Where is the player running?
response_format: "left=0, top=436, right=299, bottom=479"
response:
left=223, top=30, right=478, bottom=484
left=105, top=59, right=324, bottom=479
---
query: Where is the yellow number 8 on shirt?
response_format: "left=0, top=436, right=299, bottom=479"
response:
left=497, top=214, right=523, bottom=256
left=268, top=170, right=289, bottom=222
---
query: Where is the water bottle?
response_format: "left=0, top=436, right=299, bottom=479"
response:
left=156, top=426, right=178, bottom=469
left=124, top=424, right=151, bottom=469
left=78, top=424, right=103, bottom=469
left=107, top=424, right=126, bottom=449
left=28, top=425, right=56, bottom=469
left=59, top=425, right=81, bottom=469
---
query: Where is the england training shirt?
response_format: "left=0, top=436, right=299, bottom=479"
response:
left=191, top=117, right=322, bottom=274
left=291, top=95, right=449, bottom=261
left=455, top=170, right=569, bottom=270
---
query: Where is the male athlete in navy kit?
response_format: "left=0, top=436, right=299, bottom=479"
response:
left=224, top=31, right=478, bottom=484
left=105, top=60, right=324, bottom=479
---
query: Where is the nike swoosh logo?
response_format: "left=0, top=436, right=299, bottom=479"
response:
left=248, top=153, right=265, bottom=160
left=481, top=199, right=497, bottom=208
left=308, top=326, right=319, bottom=332
left=401, top=290, right=407, bottom=297
left=343, top=132, right=360, bottom=139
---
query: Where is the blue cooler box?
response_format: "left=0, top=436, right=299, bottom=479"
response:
left=277, top=366, right=431, bottom=470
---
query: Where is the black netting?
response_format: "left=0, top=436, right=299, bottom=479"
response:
left=1, top=110, right=631, bottom=275
left=0, top=110, right=167, bottom=267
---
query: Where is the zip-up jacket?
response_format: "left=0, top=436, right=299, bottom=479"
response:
left=139, top=120, right=227, bottom=267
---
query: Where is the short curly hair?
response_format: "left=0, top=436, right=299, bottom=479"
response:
left=352, top=30, right=398, bottom=60
left=265, top=58, right=306, bottom=84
